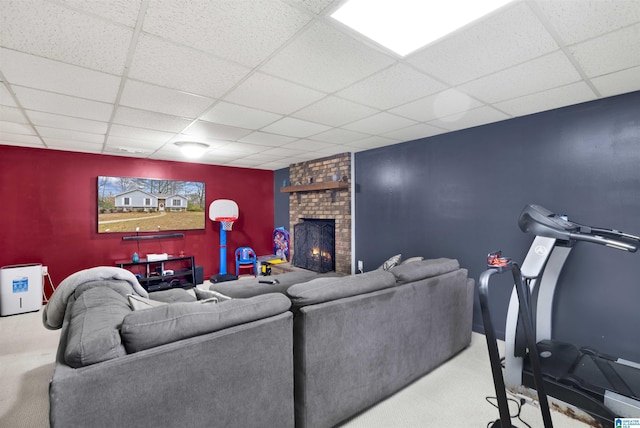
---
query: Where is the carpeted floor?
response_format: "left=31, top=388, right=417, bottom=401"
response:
left=0, top=309, right=591, bottom=427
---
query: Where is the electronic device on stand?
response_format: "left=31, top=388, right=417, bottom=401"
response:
left=502, top=205, right=640, bottom=427
left=479, top=251, right=554, bottom=428
left=209, top=199, right=239, bottom=283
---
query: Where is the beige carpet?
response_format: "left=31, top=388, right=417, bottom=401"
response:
left=0, top=309, right=591, bottom=427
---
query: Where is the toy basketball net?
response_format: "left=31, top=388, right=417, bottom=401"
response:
left=217, top=217, right=236, bottom=231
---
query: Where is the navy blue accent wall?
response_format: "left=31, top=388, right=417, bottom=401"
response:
left=354, top=91, right=640, bottom=361
left=274, top=167, right=290, bottom=230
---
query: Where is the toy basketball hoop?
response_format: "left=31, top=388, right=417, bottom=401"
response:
left=209, top=199, right=240, bottom=283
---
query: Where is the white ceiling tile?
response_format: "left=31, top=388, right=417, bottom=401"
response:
left=0, top=132, right=44, bottom=147
left=12, top=86, right=113, bottom=121
left=345, top=135, right=399, bottom=149
left=280, top=139, right=339, bottom=151
left=569, top=24, right=640, bottom=78
left=1, top=105, right=28, bottom=123
left=201, top=102, right=282, bottom=129
left=103, top=146, right=153, bottom=157
left=26, top=110, right=108, bottom=134
left=534, top=0, right=640, bottom=45
left=257, top=160, right=295, bottom=170
left=208, top=142, right=266, bottom=156
left=313, top=144, right=351, bottom=155
left=1, top=49, right=120, bottom=103
left=241, top=152, right=285, bottom=162
left=308, top=127, right=370, bottom=144
left=591, top=66, right=640, bottom=97
left=429, top=106, right=510, bottom=132
left=343, top=112, right=417, bottom=135
left=292, top=0, right=338, bottom=14
left=109, top=124, right=175, bottom=143
left=119, top=80, right=213, bottom=118
left=390, top=89, right=483, bottom=122
left=261, top=21, right=395, bottom=92
left=43, top=137, right=103, bottom=153
left=261, top=117, right=331, bottom=138
left=113, top=107, right=193, bottom=133
left=382, top=123, right=446, bottom=142
left=291, top=96, right=378, bottom=127
left=57, top=0, right=142, bottom=27
left=337, top=64, right=447, bottom=110
left=0, top=85, right=18, bottom=107
left=407, top=2, right=558, bottom=85
left=1, top=1, right=132, bottom=73
left=494, top=82, right=597, bottom=117
left=36, top=125, right=104, bottom=144
left=143, top=0, right=312, bottom=68
left=184, top=120, right=253, bottom=142
left=128, top=34, right=250, bottom=98
left=259, top=147, right=307, bottom=157
left=459, top=51, right=582, bottom=104
left=0, top=121, right=36, bottom=135
left=224, top=73, right=325, bottom=115
left=105, top=136, right=166, bottom=151
left=239, top=131, right=298, bottom=147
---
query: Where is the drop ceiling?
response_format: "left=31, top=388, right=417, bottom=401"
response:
left=1, top=0, right=639, bottom=170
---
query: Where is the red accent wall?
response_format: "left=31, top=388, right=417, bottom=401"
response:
left=0, top=145, right=274, bottom=298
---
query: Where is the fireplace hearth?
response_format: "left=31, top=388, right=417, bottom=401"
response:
left=292, top=219, right=335, bottom=273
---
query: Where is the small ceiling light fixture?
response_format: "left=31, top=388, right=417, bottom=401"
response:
left=174, top=141, right=209, bottom=159
left=331, top=0, right=512, bottom=56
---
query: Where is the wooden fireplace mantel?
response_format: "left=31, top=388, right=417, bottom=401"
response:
left=280, top=181, right=348, bottom=193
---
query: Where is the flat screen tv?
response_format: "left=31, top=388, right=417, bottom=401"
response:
left=97, top=176, right=205, bottom=233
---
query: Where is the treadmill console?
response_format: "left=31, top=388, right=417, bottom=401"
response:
left=518, top=204, right=639, bottom=252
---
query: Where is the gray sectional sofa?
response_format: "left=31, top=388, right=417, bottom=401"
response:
left=43, top=258, right=473, bottom=428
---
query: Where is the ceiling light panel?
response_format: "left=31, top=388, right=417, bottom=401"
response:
left=331, top=0, right=513, bottom=56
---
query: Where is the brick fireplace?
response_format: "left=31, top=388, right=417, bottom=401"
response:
left=286, top=153, right=351, bottom=275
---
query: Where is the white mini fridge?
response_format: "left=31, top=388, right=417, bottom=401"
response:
left=0, top=263, right=43, bottom=316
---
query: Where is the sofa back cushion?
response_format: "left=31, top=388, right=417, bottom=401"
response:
left=64, top=287, right=131, bottom=368
left=389, top=258, right=460, bottom=284
left=209, top=270, right=325, bottom=298
left=120, top=293, right=291, bottom=353
left=287, top=270, right=396, bottom=309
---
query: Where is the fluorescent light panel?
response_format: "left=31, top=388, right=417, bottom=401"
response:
left=331, top=0, right=512, bottom=56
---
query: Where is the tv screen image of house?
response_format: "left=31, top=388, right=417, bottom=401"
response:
left=97, top=176, right=205, bottom=233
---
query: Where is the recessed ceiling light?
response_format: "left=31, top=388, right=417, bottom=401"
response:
left=331, top=0, right=512, bottom=56
left=174, top=141, right=209, bottom=159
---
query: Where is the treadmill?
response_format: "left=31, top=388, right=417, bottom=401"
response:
left=504, top=204, right=640, bottom=427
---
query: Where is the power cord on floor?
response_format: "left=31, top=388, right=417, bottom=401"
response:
left=485, top=357, right=532, bottom=428
left=485, top=396, right=532, bottom=428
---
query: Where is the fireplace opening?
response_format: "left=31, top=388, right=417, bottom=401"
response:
left=292, top=219, right=335, bottom=273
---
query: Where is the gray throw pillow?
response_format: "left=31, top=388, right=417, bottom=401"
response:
left=64, top=287, right=131, bottom=368
left=390, top=258, right=460, bottom=283
left=377, top=254, right=402, bottom=271
left=120, top=293, right=291, bottom=353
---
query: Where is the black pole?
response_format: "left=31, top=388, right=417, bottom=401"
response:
left=511, top=263, right=554, bottom=428
left=479, top=268, right=518, bottom=428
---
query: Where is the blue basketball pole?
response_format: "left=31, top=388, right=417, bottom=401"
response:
left=219, top=223, right=227, bottom=275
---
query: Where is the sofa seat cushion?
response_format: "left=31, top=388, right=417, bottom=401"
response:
left=147, top=288, right=197, bottom=303
left=287, top=270, right=396, bottom=309
left=120, top=293, right=292, bottom=353
left=64, top=287, right=131, bottom=368
left=390, top=258, right=460, bottom=284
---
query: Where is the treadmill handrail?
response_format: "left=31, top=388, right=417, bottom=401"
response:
left=568, top=232, right=638, bottom=252
left=519, top=204, right=639, bottom=252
